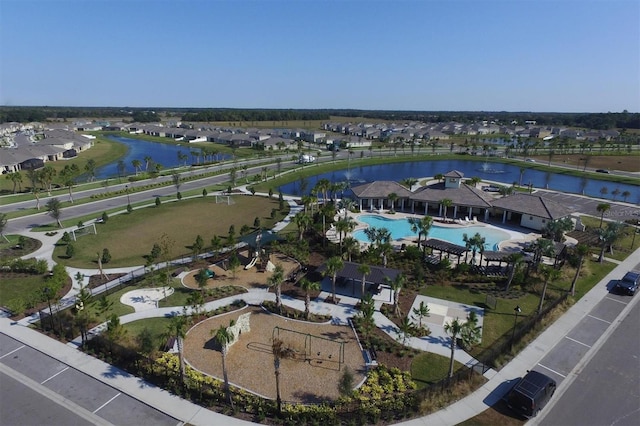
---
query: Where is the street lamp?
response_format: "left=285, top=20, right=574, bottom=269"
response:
left=511, top=305, right=522, bottom=350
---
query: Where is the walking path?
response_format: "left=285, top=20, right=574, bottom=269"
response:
left=5, top=186, right=640, bottom=425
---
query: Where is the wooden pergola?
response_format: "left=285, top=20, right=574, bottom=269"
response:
left=420, top=238, right=468, bottom=264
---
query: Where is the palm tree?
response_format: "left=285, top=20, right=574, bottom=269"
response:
left=504, top=253, right=524, bottom=291
left=440, top=198, right=452, bottom=220
left=45, top=198, right=63, bottom=228
left=459, top=311, right=482, bottom=350
left=271, top=338, right=288, bottom=413
left=213, top=320, right=235, bottom=407
left=597, top=222, right=624, bottom=262
left=434, top=173, right=444, bottom=183
left=323, top=256, right=344, bottom=304
left=386, top=274, right=405, bottom=316
left=132, top=159, right=142, bottom=175
left=84, top=158, right=97, bottom=182
left=412, top=301, right=430, bottom=329
left=293, top=212, right=311, bottom=241
left=299, top=278, right=320, bottom=320
left=171, top=172, right=181, bottom=197
left=397, top=316, right=415, bottom=346
left=59, top=164, right=78, bottom=203
left=387, top=192, right=398, bottom=211
left=335, top=216, right=356, bottom=250
left=463, top=232, right=485, bottom=265
left=570, top=244, right=590, bottom=296
left=144, top=155, right=152, bottom=171
left=596, top=203, right=611, bottom=228
left=40, top=165, right=56, bottom=195
left=6, top=171, right=23, bottom=193
left=444, top=318, right=464, bottom=378
left=529, top=238, right=555, bottom=270
left=400, top=177, right=418, bottom=190
left=357, top=263, right=371, bottom=300
left=538, top=265, right=560, bottom=314
left=314, top=178, right=331, bottom=204
left=267, top=264, right=285, bottom=312
left=167, top=315, right=188, bottom=387
left=622, top=190, right=631, bottom=202
left=408, top=215, right=433, bottom=251
left=342, top=236, right=359, bottom=262
left=338, top=197, right=356, bottom=218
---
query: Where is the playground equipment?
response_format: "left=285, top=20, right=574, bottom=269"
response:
left=272, top=326, right=345, bottom=370
left=244, top=251, right=259, bottom=270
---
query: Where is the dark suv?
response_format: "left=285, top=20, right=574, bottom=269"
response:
left=506, top=370, right=556, bottom=418
left=614, top=271, right=640, bottom=296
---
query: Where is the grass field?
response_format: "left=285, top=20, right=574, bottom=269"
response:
left=530, top=153, right=640, bottom=172
left=122, top=317, right=172, bottom=345
left=411, top=352, right=464, bottom=388
left=0, top=274, right=46, bottom=306
left=421, top=260, right=614, bottom=355
left=52, top=194, right=285, bottom=268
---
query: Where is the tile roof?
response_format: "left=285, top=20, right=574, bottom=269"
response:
left=410, top=182, right=494, bottom=208
left=350, top=181, right=413, bottom=198
left=490, top=193, right=573, bottom=219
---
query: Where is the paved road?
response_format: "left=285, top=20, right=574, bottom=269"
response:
left=0, top=333, right=180, bottom=426
left=538, top=299, right=640, bottom=426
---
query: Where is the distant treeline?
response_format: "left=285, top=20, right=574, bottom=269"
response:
left=1, top=106, right=638, bottom=130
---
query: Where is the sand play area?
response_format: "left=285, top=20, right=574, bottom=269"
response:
left=184, top=306, right=367, bottom=403
left=181, top=251, right=300, bottom=290
left=120, top=287, right=174, bottom=312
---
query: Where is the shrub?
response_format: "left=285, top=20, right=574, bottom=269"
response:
left=101, top=248, right=112, bottom=264
left=65, top=243, right=75, bottom=259
left=155, top=197, right=161, bottom=207
left=101, top=212, right=109, bottom=223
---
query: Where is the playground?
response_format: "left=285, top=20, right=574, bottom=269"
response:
left=181, top=251, right=300, bottom=290
left=183, top=306, right=367, bottom=403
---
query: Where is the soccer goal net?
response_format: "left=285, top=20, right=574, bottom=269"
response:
left=71, top=223, right=97, bottom=241
left=215, top=194, right=235, bottom=205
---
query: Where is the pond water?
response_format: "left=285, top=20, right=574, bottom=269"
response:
left=279, top=159, right=639, bottom=202
left=91, top=136, right=231, bottom=179
left=352, top=214, right=510, bottom=249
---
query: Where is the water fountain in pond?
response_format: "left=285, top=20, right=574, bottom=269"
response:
left=477, top=162, right=505, bottom=174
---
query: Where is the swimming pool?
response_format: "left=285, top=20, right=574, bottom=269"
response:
left=352, top=215, right=510, bottom=250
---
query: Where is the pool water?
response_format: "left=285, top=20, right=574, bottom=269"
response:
left=352, top=215, right=510, bottom=250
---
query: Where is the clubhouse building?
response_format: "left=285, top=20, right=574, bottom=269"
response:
left=349, top=170, right=573, bottom=231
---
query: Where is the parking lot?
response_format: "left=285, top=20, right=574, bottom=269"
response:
left=537, top=190, right=640, bottom=221
left=0, top=333, right=179, bottom=426
left=530, top=264, right=640, bottom=385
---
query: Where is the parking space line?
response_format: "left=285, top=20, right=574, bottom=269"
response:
left=41, top=366, right=69, bottom=384
left=564, top=336, right=591, bottom=348
left=93, top=392, right=121, bottom=414
left=0, top=345, right=25, bottom=359
left=587, top=314, right=611, bottom=324
left=537, top=363, right=567, bottom=378
left=605, top=297, right=628, bottom=305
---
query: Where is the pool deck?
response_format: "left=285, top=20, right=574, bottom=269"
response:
left=330, top=209, right=541, bottom=265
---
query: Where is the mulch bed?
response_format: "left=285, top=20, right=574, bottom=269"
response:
left=87, top=273, right=128, bottom=290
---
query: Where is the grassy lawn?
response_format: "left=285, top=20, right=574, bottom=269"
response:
left=578, top=216, right=640, bottom=261
left=421, top=259, right=615, bottom=354
left=0, top=274, right=46, bottom=306
left=422, top=285, right=540, bottom=352
left=411, top=352, right=464, bottom=388
left=51, top=195, right=286, bottom=268
left=122, top=317, right=172, bottom=343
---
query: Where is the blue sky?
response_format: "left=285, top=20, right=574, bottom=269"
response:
left=1, top=0, right=638, bottom=112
